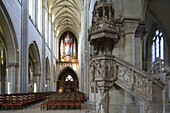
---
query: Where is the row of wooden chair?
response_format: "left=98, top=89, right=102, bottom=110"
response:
left=41, top=92, right=86, bottom=110
left=0, top=92, right=56, bottom=110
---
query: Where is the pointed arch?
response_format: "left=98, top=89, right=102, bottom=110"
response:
left=57, top=66, right=78, bottom=81
left=0, top=1, right=19, bottom=64
left=0, top=1, right=19, bottom=94
left=57, top=66, right=79, bottom=92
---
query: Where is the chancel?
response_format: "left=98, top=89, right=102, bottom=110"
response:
left=0, top=0, right=169, bottom=113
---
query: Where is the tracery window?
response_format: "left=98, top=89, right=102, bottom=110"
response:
left=59, top=32, right=77, bottom=61
left=151, top=29, right=164, bottom=73
left=65, top=75, right=73, bottom=81
left=151, top=29, right=164, bottom=62
left=29, top=0, right=35, bottom=23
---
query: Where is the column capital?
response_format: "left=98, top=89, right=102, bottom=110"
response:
left=121, top=18, right=140, bottom=36
left=135, top=21, right=147, bottom=38
left=123, top=22, right=139, bottom=35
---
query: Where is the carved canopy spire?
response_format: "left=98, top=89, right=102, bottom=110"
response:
left=88, top=1, right=119, bottom=49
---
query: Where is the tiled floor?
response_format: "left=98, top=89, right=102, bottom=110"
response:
left=0, top=103, right=97, bottom=113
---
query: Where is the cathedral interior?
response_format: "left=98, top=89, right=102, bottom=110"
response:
left=0, top=0, right=170, bottom=113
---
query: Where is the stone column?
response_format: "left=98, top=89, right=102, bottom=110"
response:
left=34, top=73, right=41, bottom=92
left=46, top=78, right=50, bottom=91
left=56, top=39, right=59, bottom=59
left=41, top=0, right=47, bottom=92
left=6, top=63, right=19, bottom=94
left=53, top=80, right=56, bottom=91
left=135, top=37, right=142, bottom=68
left=83, top=0, right=88, bottom=95
left=124, top=22, right=138, bottom=65
left=123, top=21, right=138, bottom=104
left=21, top=0, right=29, bottom=93
left=135, top=22, right=147, bottom=69
left=79, top=8, right=84, bottom=92
left=50, top=24, right=54, bottom=91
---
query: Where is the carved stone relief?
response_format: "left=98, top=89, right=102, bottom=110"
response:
left=89, top=55, right=165, bottom=112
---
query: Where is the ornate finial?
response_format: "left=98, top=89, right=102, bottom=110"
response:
left=88, top=1, right=119, bottom=52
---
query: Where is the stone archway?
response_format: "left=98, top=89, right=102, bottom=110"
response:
left=0, top=2, right=19, bottom=94
left=57, top=66, right=79, bottom=93
left=28, top=42, right=41, bottom=92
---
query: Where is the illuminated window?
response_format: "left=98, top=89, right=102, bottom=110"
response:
left=59, top=31, right=77, bottom=61
left=29, top=0, right=35, bottom=23
left=37, top=0, right=42, bottom=33
left=151, top=29, right=164, bottom=64
left=45, top=10, right=48, bottom=43
left=65, top=75, right=73, bottom=81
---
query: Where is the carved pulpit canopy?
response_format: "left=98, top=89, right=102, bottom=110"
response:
left=88, top=1, right=119, bottom=48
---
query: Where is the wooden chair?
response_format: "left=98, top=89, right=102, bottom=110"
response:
left=74, top=98, right=81, bottom=110
left=41, top=98, right=49, bottom=110
left=0, top=96, right=4, bottom=110
left=61, top=98, right=68, bottom=110
left=53, top=99, right=61, bottom=110
left=4, top=95, right=10, bottom=110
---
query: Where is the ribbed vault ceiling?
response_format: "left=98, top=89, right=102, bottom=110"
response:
left=49, top=0, right=83, bottom=36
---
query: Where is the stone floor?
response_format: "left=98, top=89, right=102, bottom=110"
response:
left=0, top=103, right=97, bottom=113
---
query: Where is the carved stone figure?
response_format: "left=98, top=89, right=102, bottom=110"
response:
left=89, top=61, right=95, bottom=82
left=101, top=62, right=107, bottom=79
left=93, top=46, right=99, bottom=56
left=98, top=90, right=109, bottom=113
